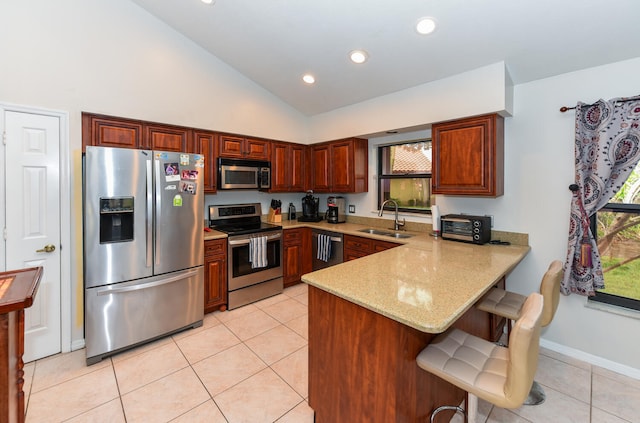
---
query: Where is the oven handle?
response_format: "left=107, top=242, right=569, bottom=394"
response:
left=228, top=232, right=282, bottom=246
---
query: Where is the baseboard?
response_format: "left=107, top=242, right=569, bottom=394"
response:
left=70, top=338, right=86, bottom=352
left=540, top=338, right=640, bottom=381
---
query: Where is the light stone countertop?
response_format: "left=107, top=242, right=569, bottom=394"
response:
left=290, top=220, right=530, bottom=334
left=203, top=217, right=530, bottom=333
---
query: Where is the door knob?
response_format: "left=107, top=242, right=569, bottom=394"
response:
left=36, top=244, right=56, bottom=253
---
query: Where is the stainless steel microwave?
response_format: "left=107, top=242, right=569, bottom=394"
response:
left=217, top=158, right=270, bottom=190
left=441, top=214, right=492, bottom=244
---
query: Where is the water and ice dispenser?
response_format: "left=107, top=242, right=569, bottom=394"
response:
left=99, top=197, right=134, bottom=243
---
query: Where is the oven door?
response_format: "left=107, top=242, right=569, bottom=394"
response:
left=227, top=231, right=283, bottom=290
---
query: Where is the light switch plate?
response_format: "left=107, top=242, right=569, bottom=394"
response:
left=349, top=205, right=355, bottom=213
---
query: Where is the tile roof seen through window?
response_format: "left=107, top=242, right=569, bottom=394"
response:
left=392, top=145, right=432, bottom=174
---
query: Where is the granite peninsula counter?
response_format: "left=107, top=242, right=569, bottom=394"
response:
left=300, top=230, right=530, bottom=423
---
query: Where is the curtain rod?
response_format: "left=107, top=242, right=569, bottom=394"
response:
left=559, top=97, right=639, bottom=113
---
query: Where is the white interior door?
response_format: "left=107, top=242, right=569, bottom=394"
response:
left=3, top=110, right=61, bottom=362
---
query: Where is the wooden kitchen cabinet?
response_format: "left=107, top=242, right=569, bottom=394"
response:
left=271, top=142, right=306, bottom=192
left=311, top=138, right=368, bottom=193
left=204, top=239, right=227, bottom=313
left=283, top=228, right=312, bottom=287
left=219, top=134, right=270, bottom=160
left=343, top=234, right=399, bottom=262
left=195, top=131, right=218, bottom=193
left=143, top=124, right=192, bottom=152
left=432, top=113, right=504, bottom=197
left=82, top=113, right=143, bottom=151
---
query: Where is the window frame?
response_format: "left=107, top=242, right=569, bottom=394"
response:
left=589, top=202, right=640, bottom=312
left=377, top=140, right=432, bottom=215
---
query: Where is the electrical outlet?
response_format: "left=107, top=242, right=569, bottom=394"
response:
left=349, top=205, right=356, bottom=213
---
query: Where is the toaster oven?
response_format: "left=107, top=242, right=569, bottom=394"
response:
left=441, top=214, right=492, bottom=244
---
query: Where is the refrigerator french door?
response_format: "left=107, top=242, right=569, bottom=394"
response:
left=84, top=146, right=204, bottom=365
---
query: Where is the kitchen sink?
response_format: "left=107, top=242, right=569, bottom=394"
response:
left=357, top=228, right=414, bottom=239
left=389, top=233, right=413, bottom=239
left=358, top=228, right=392, bottom=236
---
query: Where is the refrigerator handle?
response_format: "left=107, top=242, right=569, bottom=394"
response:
left=146, top=158, right=153, bottom=268
left=154, top=159, right=162, bottom=266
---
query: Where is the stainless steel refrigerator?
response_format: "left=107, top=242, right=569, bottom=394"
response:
left=83, top=146, right=204, bottom=365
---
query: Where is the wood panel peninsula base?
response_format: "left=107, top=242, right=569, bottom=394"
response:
left=303, top=241, right=529, bottom=422
left=0, top=267, right=43, bottom=423
left=309, top=286, right=496, bottom=422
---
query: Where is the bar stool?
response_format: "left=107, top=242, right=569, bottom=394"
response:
left=417, top=293, right=543, bottom=423
left=476, top=260, right=563, bottom=405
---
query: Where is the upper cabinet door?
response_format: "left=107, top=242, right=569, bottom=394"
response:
left=82, top=113, right=142, bottom=150
left=432, top=114, right=504, bottom=197
left=245, top=138, right=270, bottom=160
left=219, top=135, right=245, bottom=158
left=270, top=142, right=306, bottom=193
left=195, top=130, right=217, bottom=193
left=144, top=124, right=192, bottom=152
left=311, top=144, right=331, bottom=192
left=289, top=144, right=306, bottom=192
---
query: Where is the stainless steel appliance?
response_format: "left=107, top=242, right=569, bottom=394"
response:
left=312, top=229, right=344, bottom=270
left=326, top=196, right=346, bottom=223
left=441, top=214, right=492, bottom=244
left=83, top=146, right=204, bottom=365
left=217, top=157, right=270, bottom=190
left=299, top=191, right=322, bottom=222
left=209, top=203, right=283, bottom=309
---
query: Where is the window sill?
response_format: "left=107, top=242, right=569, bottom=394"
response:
left=586, top=299, right=640, bottom=320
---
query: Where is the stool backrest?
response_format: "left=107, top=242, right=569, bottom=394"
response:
left=504, top=293, right=544, bottom=407
left=539, top=260, right=564, bottom=327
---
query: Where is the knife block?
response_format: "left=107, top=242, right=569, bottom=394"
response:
left=267, top=209, right=282, bottom=223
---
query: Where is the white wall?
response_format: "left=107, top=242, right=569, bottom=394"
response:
left=0, top=0, right=309, bottom=347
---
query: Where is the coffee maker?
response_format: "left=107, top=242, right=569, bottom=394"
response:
left=326, top=196, right=346, bottom=224
left=298, top=191, right=322, bottom=222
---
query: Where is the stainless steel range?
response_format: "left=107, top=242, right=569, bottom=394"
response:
left=209, top=203, right=283, bottom=309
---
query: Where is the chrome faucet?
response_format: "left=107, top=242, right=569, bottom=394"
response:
left=378, top=199, right=406, bottom=231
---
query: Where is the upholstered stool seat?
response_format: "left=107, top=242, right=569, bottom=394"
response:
left=476, top=260, right=563, bottom=405
left=476, top=288, right=526, bottom=321
left=417, top=293, right=544, bottom=423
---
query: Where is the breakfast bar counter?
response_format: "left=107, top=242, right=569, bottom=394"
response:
left=302, top=237, right=529, bottom=422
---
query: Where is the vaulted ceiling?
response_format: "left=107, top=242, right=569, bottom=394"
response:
left=131, top=0, right=640, bottom=116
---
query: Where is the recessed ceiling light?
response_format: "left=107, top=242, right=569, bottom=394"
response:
left=416, top=17, right=437, bottom=35
left=349, top=50, right=369, bottom=64
left=201, top=0, right=215, bottom=4
left=302, top=74, right=315, bottom=84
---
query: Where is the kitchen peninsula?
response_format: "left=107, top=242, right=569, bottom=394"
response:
left=302, top=237, right=529, bottom=422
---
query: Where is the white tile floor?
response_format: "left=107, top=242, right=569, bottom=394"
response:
left=23, top=283, right=640, bottom=422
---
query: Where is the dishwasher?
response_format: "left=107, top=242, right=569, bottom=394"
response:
left=312, top=229, right=344, bottom=270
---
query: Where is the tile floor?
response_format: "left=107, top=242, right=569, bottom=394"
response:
left=23, top=283, right=640, bottom=423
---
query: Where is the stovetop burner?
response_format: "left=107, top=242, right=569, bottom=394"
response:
left=209, top=203, right=282, bottom=235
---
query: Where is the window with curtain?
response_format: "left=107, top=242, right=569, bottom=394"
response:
left=590, top=160, right=640, bottom=311
left=377, top=141, right=432, bottom=214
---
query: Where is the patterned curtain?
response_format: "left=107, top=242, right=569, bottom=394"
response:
left=563, top=95, right=640, bottom=296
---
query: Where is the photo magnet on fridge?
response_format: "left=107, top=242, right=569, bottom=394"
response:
left=181, top=169, right=198, bottom=180
left=164, top=163, right=180, bottom=182
left=180, top=154, right=189, bottom=166
left=180, top=181, right=197, bottom=195
left=173, top=194, right=183, bottom=207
